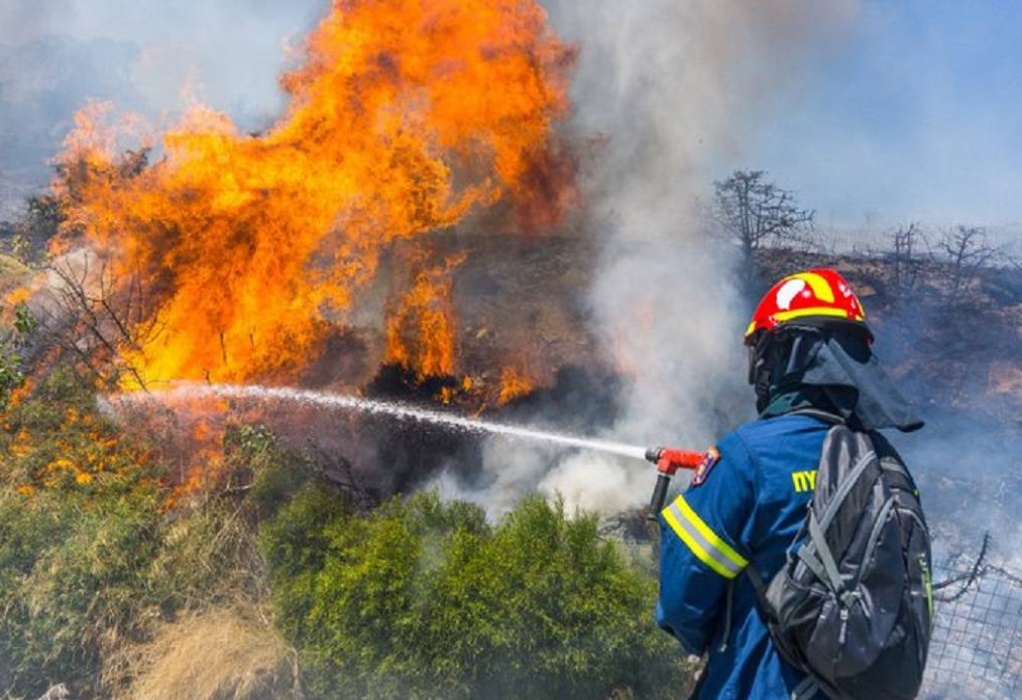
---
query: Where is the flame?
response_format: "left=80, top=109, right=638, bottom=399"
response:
left=53, top=0, right=576, bottom=390
left=5, top=402, right=154, bottom=492
left=497, top=364, right=534, bottom=404
left=385, top=252, right=466, bottom=380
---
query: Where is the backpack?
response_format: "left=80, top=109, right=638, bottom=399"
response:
left=748, top=423, right=933, bottom=700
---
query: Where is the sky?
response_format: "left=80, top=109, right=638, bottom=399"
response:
left=736, top=1, right=1022, bottom=239
left=1, top=0, right=1020, bottom=243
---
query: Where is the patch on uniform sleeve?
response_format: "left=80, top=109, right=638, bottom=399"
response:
left=689, top=447, right=720, bottom=488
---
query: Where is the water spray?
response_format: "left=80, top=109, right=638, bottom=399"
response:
left=110, top=383, right=705, bottom=514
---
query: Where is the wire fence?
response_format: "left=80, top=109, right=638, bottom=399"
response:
left=921, top=535, right=1022, bottom=699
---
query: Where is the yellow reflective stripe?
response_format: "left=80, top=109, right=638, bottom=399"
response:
left=662, top=496, right=749, bottom=579
left=676, top=496, right=749, bottom=570
left=773, top=306, right=862, bottom=324
left=746, top=303, right=866, bottom=337
left=662, top=504, right=732, bottom=578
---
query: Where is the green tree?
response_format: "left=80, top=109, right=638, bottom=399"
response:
left=262, top=489, right=688, bottom=700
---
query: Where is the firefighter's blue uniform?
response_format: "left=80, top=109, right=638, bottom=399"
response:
left=657, top=412, right=831, bottom=700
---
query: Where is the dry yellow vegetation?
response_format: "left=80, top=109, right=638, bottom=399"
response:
left=116, top=607, right=299, bottom=700
left=0, top=253, right=32, bottom=293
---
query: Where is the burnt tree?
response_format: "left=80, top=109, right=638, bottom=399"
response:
left=938, top=225, right=999, bottom=311
left=38, top=252, right=163, bottom=390
left=710, top=170, right=814, bottom=285
left=889, top=222, right=927, bottom=295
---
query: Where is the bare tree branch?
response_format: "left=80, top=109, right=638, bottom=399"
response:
left=710, top=170, right=814, bottom=279
left=938, top=226, right=1001, bottom=311
left=36, top=250, right=166, bottom=390
left=889, top=222, right=929, bottom=295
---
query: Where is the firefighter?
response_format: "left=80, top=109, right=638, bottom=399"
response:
left=656, top=268, right=923, bottom=699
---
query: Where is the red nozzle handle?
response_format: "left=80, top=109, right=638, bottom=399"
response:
left=646, top=445, right=706, bottom=519
left=646, top=446, right=705, bottom=475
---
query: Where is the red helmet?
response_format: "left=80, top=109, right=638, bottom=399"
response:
left=744, top=268, right=870, bottom=345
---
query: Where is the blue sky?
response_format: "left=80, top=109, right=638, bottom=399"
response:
left=738, top=1, right=1022, bottom=235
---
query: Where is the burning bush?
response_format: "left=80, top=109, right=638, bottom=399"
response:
left=261, top=488, right=690, bottom=700
left=0, top=364, right=158, bottom=495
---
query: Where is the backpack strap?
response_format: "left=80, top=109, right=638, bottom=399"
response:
left=745, top=564, right=767, bottom=596
left=801, top=511, right=844, bottom=594
left=744, top=564, right=771, bottom=627
left=799, top=432, right=878, bottom=599
left=817, top=444, right=877, bottom=531
left=787, top=407, right=845, bottom=425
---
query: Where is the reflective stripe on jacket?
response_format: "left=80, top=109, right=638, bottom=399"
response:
left=656, top=413, right=833, bottom=700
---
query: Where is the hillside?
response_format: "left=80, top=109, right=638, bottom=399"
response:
left=0, top=224, right=1018, bottom=698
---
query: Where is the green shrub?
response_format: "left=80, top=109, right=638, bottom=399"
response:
left=0, top=370, right=274, bottom=698
left=0, top=370, right=166, bottom=697
left=261, top=489, right=687, bottom=700
left=0, top=484, right=163, bottom=697
left=0, top=367, right=325, bottom=699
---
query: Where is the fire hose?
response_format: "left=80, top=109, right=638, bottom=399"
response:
left=645, top=446, right=705, bottom=519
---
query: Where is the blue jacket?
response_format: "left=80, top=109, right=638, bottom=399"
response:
left=656, top=413, right=832, bottom=700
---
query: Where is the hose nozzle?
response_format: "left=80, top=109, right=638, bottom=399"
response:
left=645, top=446, right=705, bottom=519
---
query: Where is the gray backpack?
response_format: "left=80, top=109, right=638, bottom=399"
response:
left=749, top=424, right=933, bottom=700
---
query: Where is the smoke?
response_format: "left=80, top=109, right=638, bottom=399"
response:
left=892, top=407, right=1022, bottom=572
left=429, top=0, right=861, bottom=517
left=469, top=0, right=858, bottom=516
left=0, top=0, right=326, bottom=113
left=0, top=1, right=71, bottom=44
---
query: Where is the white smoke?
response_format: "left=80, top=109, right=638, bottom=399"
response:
left=429, top=1, right=860, bottom=518
left=0, top=0, right=326, bottom=116
left=491, top=0, right=862, bottom=516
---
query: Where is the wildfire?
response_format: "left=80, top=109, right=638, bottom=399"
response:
left=4, top=402, right=154, bottom=494
left=385, top=252, right=466, bottom=381
left=497, top=364, right=534, bottom=404
left=53, top=0, right=576, bottom=390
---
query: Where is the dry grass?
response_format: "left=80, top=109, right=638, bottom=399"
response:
left=115, top=607, right=300, bottom=700
left=0, top=252, right=32, bottom=292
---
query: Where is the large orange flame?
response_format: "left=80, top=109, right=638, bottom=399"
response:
left=53, top=0, right=575, bottom=390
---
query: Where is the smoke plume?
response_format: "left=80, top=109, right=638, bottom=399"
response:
left=449, top=0, right=860, bottom=516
